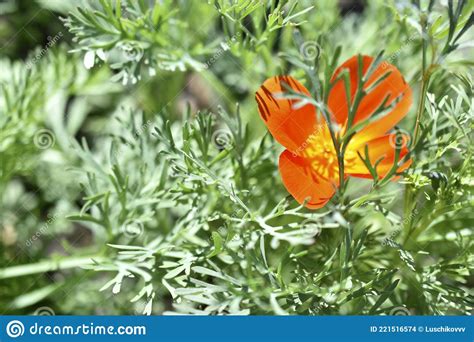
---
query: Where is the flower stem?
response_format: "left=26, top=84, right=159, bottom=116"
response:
left=338, top=150, right=345, bottom=200
left=413, top=11, right=434, bottom=145
left=0, top=255, right=105, bottom=279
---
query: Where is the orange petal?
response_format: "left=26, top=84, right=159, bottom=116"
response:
left=279, top=150, right=336, bottom=209
left=328, top=55, right=412, bottom=146
left=345, top=133, right=412, bottom=179
left=328, top=55, right=372, bottom=125
left=256, top=76, right=322, bottom=153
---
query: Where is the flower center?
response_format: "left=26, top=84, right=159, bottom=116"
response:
left=302, top=138, right=339, bottom=180
left=301, top=135, right=358, bottom=181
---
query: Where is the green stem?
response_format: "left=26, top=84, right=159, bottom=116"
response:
left=413, top=72, right=429, bottom=145
left=0, top=255, right=105, bottom=279
left=402, top=185, right=416, bottom=245
left=413, top=11, right=435, bottom=145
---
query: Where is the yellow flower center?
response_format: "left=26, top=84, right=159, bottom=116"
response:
left=301, top=133, right=358, bottom=181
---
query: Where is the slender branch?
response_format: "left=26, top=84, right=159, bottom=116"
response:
left=0, top=255, right=105, bottom=279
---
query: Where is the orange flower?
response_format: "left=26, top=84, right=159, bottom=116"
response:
left=255, top=55, right=413, bottom=209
